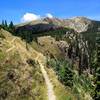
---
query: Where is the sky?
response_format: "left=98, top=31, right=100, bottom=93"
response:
left=0, top=0, right=100, bottom=24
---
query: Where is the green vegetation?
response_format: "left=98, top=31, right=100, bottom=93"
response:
left=8, top=21, right=15, bottom=33
left=15, top=27, right=70, bottom=43
left=1, top=20, right=15, bottom=34
left=94, top=33, right=100, bottom=100
left=47, top=59, right=73, bottom=87
left=46, top=67, right=77, bottom=100
left=47, top=58, right=94, bottom=100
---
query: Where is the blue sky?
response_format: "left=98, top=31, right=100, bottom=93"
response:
left=0, top=0, right=100, bottom=24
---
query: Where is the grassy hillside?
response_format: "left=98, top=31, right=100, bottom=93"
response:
left=31, top=36, right=63, bottom=59
left=0, top=19, right=98, bottom=100
left=0, top=28, right=47, bottom=100
left=0, top=27, right=82, bottom=100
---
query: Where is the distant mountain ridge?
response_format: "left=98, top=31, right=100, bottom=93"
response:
left=16, top=16, right=100, bottom=33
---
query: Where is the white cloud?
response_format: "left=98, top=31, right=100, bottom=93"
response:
left=21, top=13, right=40, bottom=22
left=46, top=13, right=53, bottom=18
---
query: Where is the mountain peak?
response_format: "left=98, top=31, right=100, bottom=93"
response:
left=16, top=16, right=100, bottom=33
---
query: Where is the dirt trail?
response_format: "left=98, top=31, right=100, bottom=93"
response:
left=7, top=37, right=56, bottom=100
left=36, top=54, right=56, bottom=100
left=40, top=63, right=56, bottom=100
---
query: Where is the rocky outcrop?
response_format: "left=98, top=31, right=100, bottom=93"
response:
left=63, top=17, right=94, bottom=33
left=56, top=31, right=91, bottom=74
left=45, top=17, right=100, bottom=33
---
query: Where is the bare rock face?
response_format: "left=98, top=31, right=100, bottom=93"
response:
left=63, top=17, right=94, bottom=33
left=43, top=17, right=96, bottom=33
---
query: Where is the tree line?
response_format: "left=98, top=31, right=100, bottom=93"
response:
left=1, top=20, right=15, bottom=33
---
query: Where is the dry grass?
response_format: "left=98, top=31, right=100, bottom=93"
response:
left=31, top=36, right=63, bottom=58
left=0, top=29, right=48, bottom=100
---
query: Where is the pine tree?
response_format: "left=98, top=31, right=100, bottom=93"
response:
left=4, top=20, right=8, bottom=30
left=2, top=20, right=5, bottom=27
left=9, top=21, right=15, bottom=33
left=58, top=60, right=73, bottom=87
left=9, top=21, right=14, bottom=29
left=1, top=20, right=8, bottom=30
left=4, top=20, right=7, bottom=27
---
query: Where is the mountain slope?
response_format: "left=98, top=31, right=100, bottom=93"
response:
left=0, top=28, right=48, bottom=100
left=0, top=27, right=79, bottom=100
left=16, top=17, right=100, bottom=33
left=0, top=16, right=99, bottom=100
